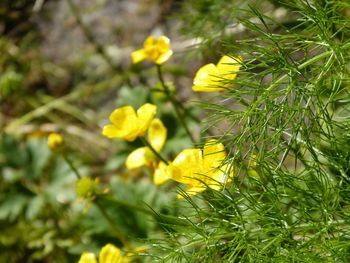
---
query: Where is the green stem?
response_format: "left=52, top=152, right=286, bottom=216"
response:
left=103, top=196, right=154, bottom=215
left=140, top=137, right=168, bottom=164
left=280, top=130, right=346, bottom=178
left=102, top=196, right=189, bottom=226
left=94, top=199, right=131, bottom=249
left=266, top=47, right=348, bottom=92
left=62, top=153, right=82, bottom=179
left=156, top=65, right=196, bottom=144
left=62, top=153, right=130, bottom=248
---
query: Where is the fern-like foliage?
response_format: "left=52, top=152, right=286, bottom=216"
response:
left=149, top=0, right=350, bottom=262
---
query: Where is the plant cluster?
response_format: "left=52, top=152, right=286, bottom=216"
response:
left=0, top=0, right=349, bottom=262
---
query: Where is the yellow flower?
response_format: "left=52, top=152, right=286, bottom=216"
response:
left=102, top=103, right=157, bottom=141
left=78, top=243, right=131, bottom=263
left=131, top=36, right=173, bottom=64
left=192, top=56, right=242, bottom=92
left=169, top=140, right=233, bottom=198
left=47, top=132, right=64, bottom=150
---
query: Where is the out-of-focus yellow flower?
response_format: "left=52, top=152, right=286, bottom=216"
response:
left=131, top=36, right=173, bottom=64
left=192, top=56, right=242, bottom=92
left=125, top=118, right=167, bottom=167
left=47, top=132, right=64, bottom=150
left=102, top=103, right=157, bottom=141
left=169, top=140, right=233, bottom=198
left=78, top=243, right=132, bottom=263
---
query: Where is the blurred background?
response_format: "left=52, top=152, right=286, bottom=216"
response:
left=0, top=0, right=217, bottom=261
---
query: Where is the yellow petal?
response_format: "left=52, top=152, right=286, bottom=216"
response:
left=148, top=118, right=167, bottom=151
left=203, top=140, right=226, bottom=171
left=136, top=103, right=157, bottom=136
left=109, top=106, right=137, bottom=125
left=154, top=36, right=173, bottom=64
left=207, top=164, right=233, bottom=191
left=157, top=36, right=171, bottom=49
left=143, top=36, right=156, bottom=49
left=105, top=106, right=140, bottom=140
left=131, top=49, right=146, bottom=64
left=155, top=49, right=173, bottom=64
left=126, top=147, right=154, bottom=170
left=177, top=183, right=206, bottom=199
left=153, top=161, right=171, bottom=185
left=99, top=243, right=123, bottom=263
left=216, top=56, right=241, bottom=81
left=171, top=149, right=203, bottom=185
left=78, top=252, right=98, bottom=263
left=192, top=63, right=224, bottom=92
left=102, top=124, right=126, bottom=139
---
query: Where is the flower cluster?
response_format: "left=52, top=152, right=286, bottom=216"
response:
left=101, top=36, right=241, bottom=197
left=102, top=103, right=233, bottom=196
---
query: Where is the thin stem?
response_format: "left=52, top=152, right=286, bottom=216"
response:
left=62, top=153, right=82, bottom=179
left=156, top=65, right=196, bottom=144
left=265, top=44, right=350, bottom=93
left=67, top=178, right=131, bottom=249
left=101, top=196, right=189, bottom=226
left=140, top=137, right=168, bottom=164
left=62, top=153, right=130, bottom=248
left=94, top=199, right=131, bottom=249
left=280, top=129, right=347, bottom=178
left=103, top=196, right=154, bottom=215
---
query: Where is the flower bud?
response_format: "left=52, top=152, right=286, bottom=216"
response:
left=47, top=133, right=64, bottom=150
left=76, top=177, right=97, bottom=199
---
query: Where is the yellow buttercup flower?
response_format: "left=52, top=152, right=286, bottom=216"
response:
left=47, top=132, right=64, bottom=150
left=102, top=103, right=157, bottom=141
left=192, top=56, right=242, bottom=92
left=131, top=36, right=173, bottom=64
left=78, top=243, right=132, bottom=263
left=169, top=140, right=233, bottom=198
left=125, top=118, right=167, bottom=170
